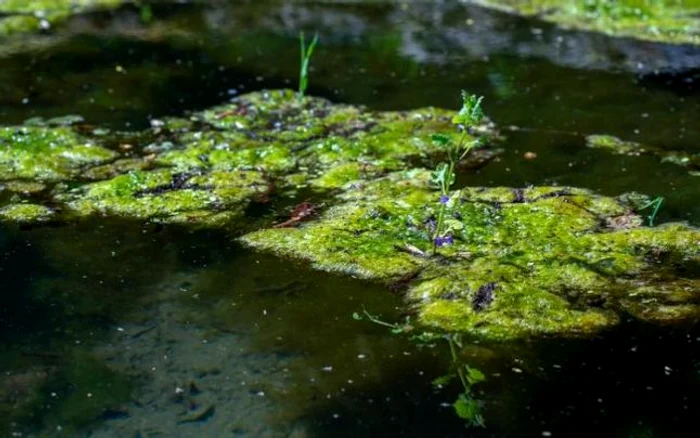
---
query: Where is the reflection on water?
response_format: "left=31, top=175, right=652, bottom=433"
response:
left=0, top=1, right=699, bottom=437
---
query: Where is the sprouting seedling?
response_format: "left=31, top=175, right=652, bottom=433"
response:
left=352, top=308, right=413, bottom=334
left=640, top=196, right=664, bottom=227
left=430, top=91, right=485, bottom=253
left=298, top=31, right=319, bottom=101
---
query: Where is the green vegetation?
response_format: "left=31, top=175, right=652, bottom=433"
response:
left=0, top=88, right=697, bottom=343
left=470, top=0, right=700, bottom=45
left=298, top=32, right=319, bottom=100
left=0, top=126, right=117, bottom=182
left=243, top=168, right=700, bottom=340
left=430, top=91, right=485, bottom=252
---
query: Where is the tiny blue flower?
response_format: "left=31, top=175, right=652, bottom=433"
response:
left=439, top=195, right=450, bottom=205
left=435, top=234, right=454, bottom=247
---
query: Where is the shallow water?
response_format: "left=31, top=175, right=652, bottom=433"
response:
left=1, top=1, right=699, bottom=437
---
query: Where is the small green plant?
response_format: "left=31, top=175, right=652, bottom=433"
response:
left=353, top=310, right=486, bottom=427
left=430, top=91, right=485, bottom=253
left=298, top=32, right=319, bottom=101
left=640, top=196, right=664, bottom=226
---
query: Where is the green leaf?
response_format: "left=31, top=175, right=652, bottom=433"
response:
left=432, top=374, right=454, bottom=387
left=431, top=133, right=452, bottom=147
left=452, top=91, right=484, bottom=127
left=466, top=366, right=486, bottom=385
left=444, top=218, right=463, bottom=233
left=431, top=162, right=455, bottom=190
left=453, top=393, right=485, bottom=427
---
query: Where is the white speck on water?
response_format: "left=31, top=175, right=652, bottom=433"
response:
left=512, top=368, right=523, bottom=373
left=116, top=327, right=124, bottom=332
left=357, top=354, right=366, bottom=359
left=322, top=366, right=333, bottom=372
left=542, top=432, right=552, bottom=437
left=175, top=387, right=185, bottom=394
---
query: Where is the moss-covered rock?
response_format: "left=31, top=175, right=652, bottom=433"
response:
left=0, top=0, right=125, bottom=35
left=242, top=169, right=700, bottom=340
left=587, top=134, right=700, bottom=174
left=0, top=126, right=117, bottom=182
left=470, top=0, right=700, bottom=45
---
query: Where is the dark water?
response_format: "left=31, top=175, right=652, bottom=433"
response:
left=1, top=1, right=699, bottom=437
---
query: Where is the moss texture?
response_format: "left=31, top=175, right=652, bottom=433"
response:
left=470, top=0, right=700, bottom=45
left=0, top=126, right=117, bottom=182
left=0, top=90, right=499, bottom=228
left=242, top=169, right=700, bottom=340
left=1, top=89, right=696, bottom=341
left=0, top=203, right=54, bottom=223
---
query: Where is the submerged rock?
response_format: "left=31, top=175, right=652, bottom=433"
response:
left=469, top=0, right=700, bottom=46
left=242, top=169, right=700, bottom=340
left=586, top=134, right=700, bottom=175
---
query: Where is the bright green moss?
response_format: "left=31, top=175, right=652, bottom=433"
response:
left=470, top=0, right=700, bottom=45
left=175, top=90, right=496, bottom=190
left=62, top=168, right=269, bottom=225
left=0, top=126, right=117, bottom=182
left=242, top=170, right=700, bottom=340
left=0, top=203, right=54, bottom=224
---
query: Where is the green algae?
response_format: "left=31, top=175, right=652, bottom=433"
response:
left=163, top=90, right=499, bottom=191
left=587, top=134, right=700, bottom=174
left=0, top=126, right=117, bottom=182
left=0, top=203, right=54, bottom=224
left=470, top=0, right=700, bottom=45
left=0, top=0, right=124, bottom=35
left=241, top=169, right=700, bottom=340
left=60, top=168, right=270, bottom=226
left=0, top=90, right=499, bottom=228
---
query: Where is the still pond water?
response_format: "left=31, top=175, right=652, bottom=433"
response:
left=1, top=1, right=699, bottom=437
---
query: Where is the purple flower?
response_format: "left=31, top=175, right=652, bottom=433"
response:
left=435, top=234, right=454, bottom=247
left=439, top=195, right=450, bottom=205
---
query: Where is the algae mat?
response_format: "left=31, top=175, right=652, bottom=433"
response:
left=242, top=169, right=700, bottom=340
left=0, top=89, right=498, bottom=226
left=469, top=0, right=700, bottom=45
left=1, top=89, right=698, bottom=342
